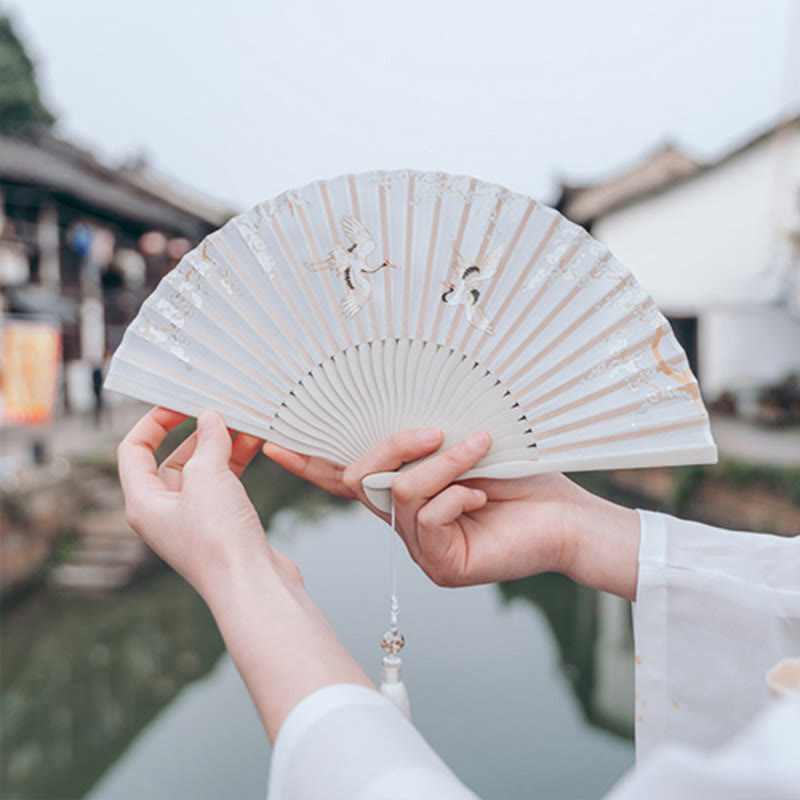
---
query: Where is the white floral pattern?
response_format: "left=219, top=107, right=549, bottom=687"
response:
left=232, top=215, right=276, bottom=280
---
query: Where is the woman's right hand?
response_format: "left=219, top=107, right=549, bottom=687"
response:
left=264, top=431, right=641, bottom=600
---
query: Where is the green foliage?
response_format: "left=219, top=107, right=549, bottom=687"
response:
left=0, top=570, right=225, bottom=800
left=669, top=464, right=705, bottom=515
left=0, top=14, right=56, bottom=137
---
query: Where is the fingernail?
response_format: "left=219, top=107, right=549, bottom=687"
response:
left=417, top=428, right=441, bottom=443
left=467, top=431, right=490, bottom=451
left=197, top=410, right=219, bottom=430
left=472, top=489, right=485, bottom=500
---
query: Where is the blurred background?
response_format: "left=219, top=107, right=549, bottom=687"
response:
left=1, top=1, right=798, bottom=798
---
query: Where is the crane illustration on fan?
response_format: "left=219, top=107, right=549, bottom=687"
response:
left=305, top=215, right=399, bottom=318
left=107, top=169, right=716, bottom=517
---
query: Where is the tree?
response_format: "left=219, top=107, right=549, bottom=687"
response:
left=0, top=14, right=56, bottom=137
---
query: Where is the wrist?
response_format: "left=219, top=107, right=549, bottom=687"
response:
left=201, top=535, right=303, bottom=610
left=202, top=541, right=373, bottom=742
left=563, top=490, right=641, bottom=601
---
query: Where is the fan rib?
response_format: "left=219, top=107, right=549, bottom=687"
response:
left=443, top=193, right=506, bottom=348
left=348, top=174, right=381, bottom=340
left=490, top=239, right=584, bottom=371
left=415, top=193, right=444, bottom=340
left=473, top=215, right=560, bottom=360
left=316, top=358, right=374, bottom=453
left=457, top=199, right=537, bottom=355
left=210, top=236, right=312, bottom=378
left=370, top=341, right=392, bottom=441
left=123, top=348, right=275, bottom=420
left=536, top=389, right=702, bottom=441
left=378, top=181, right=394, bottom=340
left=163, top=264, right=304, bottom=383
left=152, top=308, right=287, bottom=399
left=319, top=181, right=368, bottom=343
left=356, top=344, right=387, bottom=447
left=402, top=173, right=415, bottom=339
left=344, top=346, right=383, bottom=448
left=294, top=202, right=352, bottom=348
left=267, top=214, right=338, bottom=358
left=521, top=326, right=668, bottom=412
left=504, top=255, right=615, bottom=385
left=272, top=402, right=363, bottom=464
left=514, top=301, right=657, bottom=401
left=300, top=364, right=373, bottom=454
left=539, top=417, right=708, bottom=456
left=506, top=254, right=614, bottom=383
left=429, top=178, right=477, bottom=343
left=423, top=347, right=472, bottom=428
left=526, top=353, right=688, bottom=428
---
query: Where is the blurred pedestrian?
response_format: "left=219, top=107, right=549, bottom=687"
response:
left=92, top=363, right=104, bottom=425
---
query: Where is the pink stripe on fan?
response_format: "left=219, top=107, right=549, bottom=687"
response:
left=348, top=174, right=380, bottom=340
left=457, top=199, right=537, bottom=355
left=489, top=238, right=584, bottom=371
left=515, top=305, right=659, bottom=401
left=429, top=178, right=477, bottom=343
left=378, top=180, right=394, bottom=339
left=402, top=173, right=415, bottom=339
left=294, top=202, right=353, bottom=349
left=415, top=192, right=443, bottom=340
left=503, top=254, right=613, bottom=383
left=472, top=215, right=560, bottom=360
left=265, top=214, right=337, bottom=360
left=208, top=236, right=306, bottom=384
left=443, top=193, right=506, bottom=348
left=319, top=181, right=367, bottom=344
left=539, top=416, right=707, bottom=456
left=525, top=353, right=688, bottom=428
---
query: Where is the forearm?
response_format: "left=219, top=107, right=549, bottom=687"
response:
left=203, top=540, right=374, bottom=742
left=564, top=487, right=641, bottom=601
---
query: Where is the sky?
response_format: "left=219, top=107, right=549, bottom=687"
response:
left=7, top=0, right=800, bottom=211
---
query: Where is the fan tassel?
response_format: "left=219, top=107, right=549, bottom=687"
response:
left=379, top=654, right=411, bottom=720
left=378, top=500, right=411, bottom=720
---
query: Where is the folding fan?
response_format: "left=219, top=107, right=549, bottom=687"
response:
left=106, top=169, right=717, bottom=716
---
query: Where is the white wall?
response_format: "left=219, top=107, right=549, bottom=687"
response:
left=592, top=123, right=800, bottom=395
left=700, top=306, right=800, bottom=397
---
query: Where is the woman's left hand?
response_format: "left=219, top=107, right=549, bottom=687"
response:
left=118, top=407, right=372, bottom=741
left=117, top=406, right=296, bottom=600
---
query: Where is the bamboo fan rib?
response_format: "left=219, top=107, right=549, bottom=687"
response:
left=106, top=170, right=716, bottom=512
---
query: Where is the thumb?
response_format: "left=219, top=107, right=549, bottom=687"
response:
left=192, top=410, right=232, bottom=470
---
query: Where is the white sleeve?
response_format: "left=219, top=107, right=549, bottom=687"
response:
left=632, top=509, right=800, bottom=762
left=266, top=684, right=479, bottom=800
left=606, top=694, right=800, bottom=800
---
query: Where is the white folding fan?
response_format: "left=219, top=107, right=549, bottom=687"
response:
left=106, top=169, right=716, bottom=716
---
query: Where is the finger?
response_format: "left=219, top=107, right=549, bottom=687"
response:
left=343, top=428, right=444, bottom=501
left=230, top=433, right=263, bottom=477
left=418, top=485, right=487, bottom=532
left=391, top=431, right=490, bottom=548
left=158, top=431, right=199, bottom=489
left=262, top=442, right=353, bottom=498
left=191, top=410, right=232, bottom=471
left=415, top=485, right=487, bottom=575
left=118, top=407, right=188, bottom=501
left=393, top=431, right=490, bottom=508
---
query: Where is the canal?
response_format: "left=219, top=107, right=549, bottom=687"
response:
left=2, top=493, right=634, bottom=800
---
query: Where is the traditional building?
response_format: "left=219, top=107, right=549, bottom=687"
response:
left=0, top=134, right=234, bottom=412
left=556, top=113, right=800, bottom=404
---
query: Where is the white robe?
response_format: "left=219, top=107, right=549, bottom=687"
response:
left=267, top=510, right=800, bottom=799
